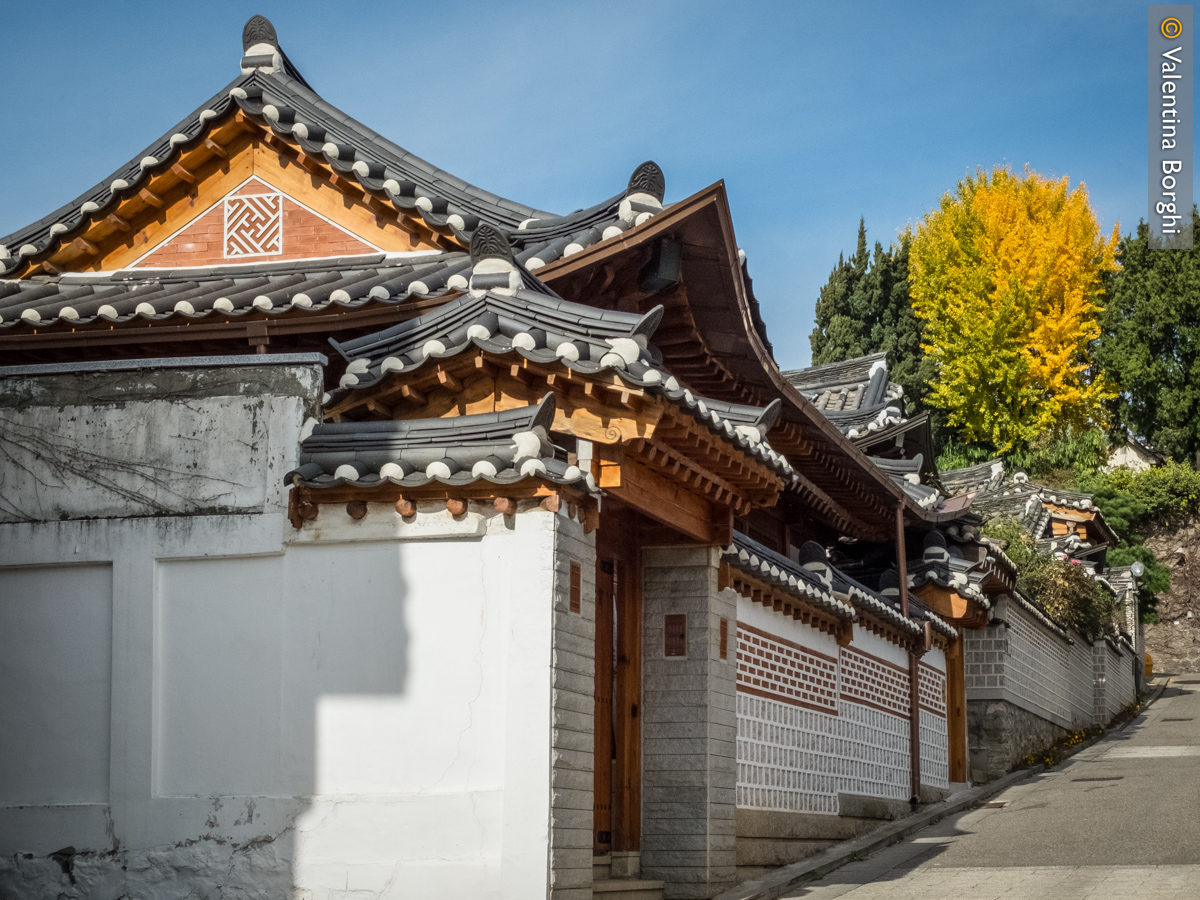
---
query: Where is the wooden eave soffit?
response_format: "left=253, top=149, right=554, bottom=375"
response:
left=326, top=356, right=780, bottom=544
left=12, top=110, right=460, bottom=278
left=912, top=583, right=989, bottom=630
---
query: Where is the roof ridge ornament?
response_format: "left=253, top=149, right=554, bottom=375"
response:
left=627, top=161, right=666, bottom=203
left=242, top=14, right=278, bottom=50
left=469, top=224, right=514, bottom=265
left=241, top=14, right=284, bottom=75
left=468, top=224, right=520, bottom=297
left=619, top=161, right=665, bottom=227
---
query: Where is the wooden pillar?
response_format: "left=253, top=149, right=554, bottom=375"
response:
left=896, top=506, right=922, bottom=804
left=613, top=541, right=643, bottom=851
left=593, top=560, right=615, bottom=851
left=946, top=627, right=968, bottom=783
left=595, top=507, right=643, bottom=853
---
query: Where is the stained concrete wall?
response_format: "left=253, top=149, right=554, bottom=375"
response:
left=0, top=357, right=574, bottom=900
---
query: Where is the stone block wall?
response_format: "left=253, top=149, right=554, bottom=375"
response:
left=641, top=547, right=737, bottom=900
left=966, top=699, right=1068, bottom=782
left=965, top=595, right=1142, bottom=781
left=549, top=513, right=597, bottom=900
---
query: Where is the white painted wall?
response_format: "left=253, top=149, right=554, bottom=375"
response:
left=0, top=361, right=565, bottom=900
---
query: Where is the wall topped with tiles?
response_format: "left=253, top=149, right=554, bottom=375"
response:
left=733, top=595, right=949, bottom=815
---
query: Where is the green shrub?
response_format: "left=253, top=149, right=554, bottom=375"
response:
left=1019, top=555, right=1117, bottom=642
left=983, top=517, right=1118, bottom=639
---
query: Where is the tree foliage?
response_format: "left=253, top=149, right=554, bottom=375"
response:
left=982, top=517, right=1118, bottom=640
left=1095, top=210, right=1200, bottom=464
left=810, top=219, right=936, bottom=412
left=909, top=166, right=1119, bottom=451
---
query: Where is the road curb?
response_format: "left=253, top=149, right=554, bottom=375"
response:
left=715, top=679, right=1172, bottom=900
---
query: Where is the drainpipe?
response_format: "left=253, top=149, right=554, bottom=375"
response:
left=896, top=505, right=922, bottom=805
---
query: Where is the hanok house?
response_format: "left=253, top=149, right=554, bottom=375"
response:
left=1, top=17, right=1009, bottom=900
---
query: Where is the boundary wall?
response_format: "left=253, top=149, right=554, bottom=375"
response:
left=964, top=594, right=1138, bottom=781
left=0, top=358, right=592, bottom=900
left=732, top=595, right=949, bottom=814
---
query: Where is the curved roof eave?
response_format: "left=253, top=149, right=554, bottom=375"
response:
left=534, top=182, right=970, bottom=530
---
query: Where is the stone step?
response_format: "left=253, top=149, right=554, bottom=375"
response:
left=591, top=877, right=665, bottom=900
left=592, top=853, right=611, bottom=881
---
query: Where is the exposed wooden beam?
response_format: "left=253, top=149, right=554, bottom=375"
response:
left=138, top=187, right=164, bottom=209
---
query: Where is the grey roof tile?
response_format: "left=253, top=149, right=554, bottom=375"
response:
left=287, top=393, right=598, bottom=493
left=723, top=532, right=856, bottom=620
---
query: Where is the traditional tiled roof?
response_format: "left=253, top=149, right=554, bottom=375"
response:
left=0, top=16, right=669, bottom=325
left=869, top=455, right=942, bottom=510
left=287, top=392, right=597, bottom=492
left=0, top=253, right=466, bottom=326
left=327, top=229, right=795, bottom=483
left=906, top=531, right=992, bottom=610
left=938, top=459, right=1006, bottom=496
left=791, top=541, right=955, bottom=640
left=781, top=353, right=904, bottom=439
left=723, top=532, right=856, bottom=620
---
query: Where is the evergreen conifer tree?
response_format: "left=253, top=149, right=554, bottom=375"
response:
left=1097, top=209, right=1200, bottom=463
left=809, top=220, right=933, bottom=412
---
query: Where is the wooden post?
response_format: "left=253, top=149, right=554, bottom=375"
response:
left=896, top=505, right=922, bottom=804
left=946, top=627, right=968, bottom=783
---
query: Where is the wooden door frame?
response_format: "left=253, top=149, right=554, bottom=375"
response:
left=595, top=505, right=643, bottom=853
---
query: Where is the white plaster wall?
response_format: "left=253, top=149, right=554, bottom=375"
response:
left=0, top=507, right=562, bottom=900
left=0, top=564, right=113, bottom=807
left=0, top=361, right=565, bottom=900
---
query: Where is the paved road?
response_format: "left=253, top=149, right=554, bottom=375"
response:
left=783, top=676, right=1200, bottom=899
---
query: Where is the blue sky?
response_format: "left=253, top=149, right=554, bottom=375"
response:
left=0, top=1, right=1173, bottom=368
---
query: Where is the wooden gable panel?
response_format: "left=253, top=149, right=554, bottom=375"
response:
left=38, top=127, right=447, bottom=275
left=131, top=176, right=380, bottom=268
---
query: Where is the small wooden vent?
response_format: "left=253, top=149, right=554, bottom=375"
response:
left=569, top=561, right=581, bottom=614
left=665, top=614, right=687, bottom=657
left=719, top=618, right=728, bottom=660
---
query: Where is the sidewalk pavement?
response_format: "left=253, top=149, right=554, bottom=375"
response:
left=716, top=676, right=1174, bottom=900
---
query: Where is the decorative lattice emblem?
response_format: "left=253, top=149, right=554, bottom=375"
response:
left=224, top=193, right=283, bottom=258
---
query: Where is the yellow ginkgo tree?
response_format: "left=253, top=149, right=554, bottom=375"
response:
left=909, top=166, right=1119, bottom=451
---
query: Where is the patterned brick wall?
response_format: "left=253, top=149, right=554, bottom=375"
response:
left=134, top=178, right=378, bottom=268
left=735, top=624, right=838, bottom=713
left=839, top=646, right=910, bottom=719
left=733, top=620, right=950, bottom=813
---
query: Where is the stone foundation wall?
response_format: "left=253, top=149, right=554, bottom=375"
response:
left=966, top=698, right=1067, bottom=783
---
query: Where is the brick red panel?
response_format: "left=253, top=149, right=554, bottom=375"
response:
left=736, top=623, right=838, bottom=713
left=134, top=185, right=377, bottom=268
